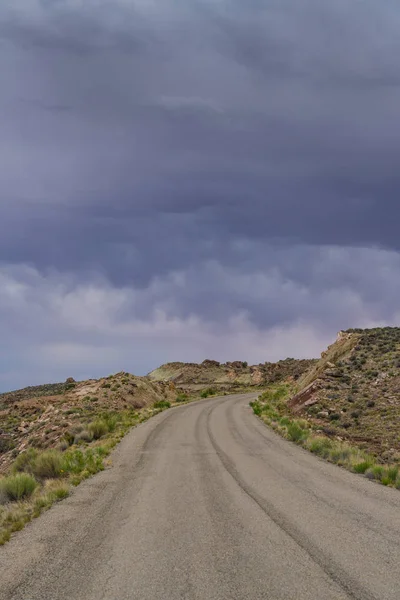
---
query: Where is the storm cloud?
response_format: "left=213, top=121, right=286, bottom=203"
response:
left=1, top=0, right=400, bottom=390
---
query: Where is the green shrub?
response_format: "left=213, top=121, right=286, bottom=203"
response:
left=287, top=422, right=307, bottom=443
left=32, top=450, right=64, bottom=479
left=264, top=407, right=279, bottom=420
left=200, top=388, right=216, bottom=398
left=329, top=413, right=340, bottom=421
left=74, top=430, right=92, bottom=444
left=386, top=466, right=399, bottom=484
left=261, top=384, right=290, bottom=405
left=61, top=448, right=104, bottom=484
left=153, top=400, right=171, bottom=410
left=0, top=473, right=37, bottom=502
left=11, top=448, right=38, bottom=474
left=62, top=449, right=86, bottom=474
left=88, top=419, right=109, bottom=440
left=328, top=445, right=352, bottom=464
left=250, top=401, right=262, bottom=416
left=95, top=445, right=109, bottom=458
left=176, top=393, right=189, bottom=403
left=366, top=465, right=385, bottom=482
left=83, top=449, right=104, bottom=475
left=307, top=437, right=333, bottom=458
left=102, top=413, right=118, bottom=432
left=353, top=460, right=373, bottom=474
left=0, top=530, right=11, bottom=545
left=50, top=485, right=69, bottom=501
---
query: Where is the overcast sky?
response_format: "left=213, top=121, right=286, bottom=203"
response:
left=1, top=0, right=400, bottom=391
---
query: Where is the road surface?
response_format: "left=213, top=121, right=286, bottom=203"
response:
left=1, top=392, right=400, bottom=600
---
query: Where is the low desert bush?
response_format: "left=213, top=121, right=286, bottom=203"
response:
left=200, top=388, right=216, bottom=398
left=329, top=413, right=340, bottom=421
left=353, top=460, right=374, bottom=474
left=61, top=448, right=104, bottom=482
left=386, top=466, right=399, bottom=484
left=31, top=450, right=64, bottom=480
left=287, top=422, right=308, bottom=443
left=102, top=413, right=118, bottom=432
left=306, top=437, right=333, bottom=458
left=176, top=393, right=189, bottom=403
left=249, top=401, right=262, bottom=416
left=0, top=473, right=37, bottom=503
left=153, top=400, right=171, bottom=410
left=32, top=482, right=70, bottom=517
left=74, top=430, right=93, bottom=444
left=88, top=419, right=109, bottom=440
left=11, top=448, right=38, bottom=474
left=61, top=449, right=86, bottom=475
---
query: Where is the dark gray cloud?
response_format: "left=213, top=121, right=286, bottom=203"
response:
left=1, top=0, right=400, bottom=389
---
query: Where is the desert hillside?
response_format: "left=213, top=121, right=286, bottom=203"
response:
left=0, top=372, right=176, bottom=473
left=287, top=327, right=400, bottom=461
left=148, top=357, right=317, bottom=392
left=0, top=355, right=316, bottom=473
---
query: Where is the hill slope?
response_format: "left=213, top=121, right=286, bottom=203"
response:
left=288, top=328, right=400, bottom=461
left=148, top=358, right=317, bottom=392
left=0, top=372, right=176, bottom=473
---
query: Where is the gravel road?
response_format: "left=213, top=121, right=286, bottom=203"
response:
left=1, top=392, right=400, bottom=600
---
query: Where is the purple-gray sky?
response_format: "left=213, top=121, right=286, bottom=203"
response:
left=1, top=0, right=400, bottom=391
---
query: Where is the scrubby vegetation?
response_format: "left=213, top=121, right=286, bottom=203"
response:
left=0, top=371, right=178, bottom=474
left=0, top=479, right=70, bottom=545
left=0, top=473, right=38, bottom=502
left=27, top=450, right=64, bottom=480
left=88, top=419, right=109, bottom=440
left=153, top=400, right=171, bottom=410
left=251, top=377, right=400, bottom=490
left=200, top=388, right=217, bottom=398
left=0, top=410, right=135, bottom=544
left=0, top=378, right=195, bottom=545
left=288, top=327, right=400, bottom=463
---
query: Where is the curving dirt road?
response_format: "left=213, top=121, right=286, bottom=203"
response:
left=1, top=393, right=400, bottom=600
